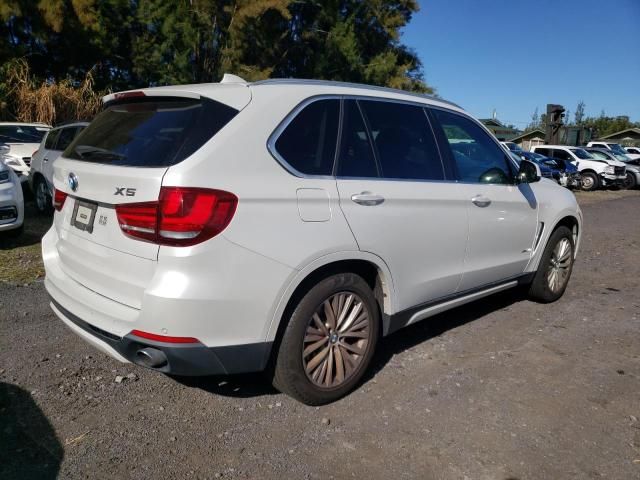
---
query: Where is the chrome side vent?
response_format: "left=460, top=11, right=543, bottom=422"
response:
left=533, top=222, right=545, bottom=251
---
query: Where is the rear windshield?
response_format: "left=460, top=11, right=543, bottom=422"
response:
left=0, top=125, right=47, bottom=143
left=64, top=97, right=238, bottom=167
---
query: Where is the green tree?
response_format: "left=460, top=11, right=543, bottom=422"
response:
left=0, top=0, right=134, bottom=90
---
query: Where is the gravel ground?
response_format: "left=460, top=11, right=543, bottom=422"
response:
left=1, top=191, right=639, bottom=480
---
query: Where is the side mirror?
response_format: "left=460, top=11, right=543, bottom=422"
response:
left=516, top=159, right=541, bottom=184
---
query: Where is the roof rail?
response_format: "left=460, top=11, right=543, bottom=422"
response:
left=250, top=78, right=461, bottom=109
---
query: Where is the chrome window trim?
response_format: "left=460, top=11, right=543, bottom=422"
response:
left=266, top=95, right=341, bottom=180
left=267, top=93, right=523, bottom=187
left=269, top=94, right=454, bottom=181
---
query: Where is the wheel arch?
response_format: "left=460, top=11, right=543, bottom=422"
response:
left=264, top=252, right=397, bottom=364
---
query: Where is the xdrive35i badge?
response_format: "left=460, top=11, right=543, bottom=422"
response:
left=67, top=172, right=79, bottom=192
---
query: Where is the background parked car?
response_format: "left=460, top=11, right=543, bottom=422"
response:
left=0, top=154, right=25, bottom=237
left=30, top=122, right=88, bottom=213
left=516, top=150, right=581, bottom=189
left=508, top=151, right=555, bottom=180
left=624, top=146, right=640, bottom=157
left=587, top=141, right=640, bottom=161
left=585, top=147, right=640, bottom=190
left=0, top=122, right=51, bottom=182
left=531, top=145, right=626, bottom=191
left=500, top=141, right=523, bottom=152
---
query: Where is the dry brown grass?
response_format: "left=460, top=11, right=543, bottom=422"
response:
left=3, top=59, right=104, bottom=125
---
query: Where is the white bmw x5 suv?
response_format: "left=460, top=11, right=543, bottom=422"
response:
left=43, top=75, right=582, bottom=404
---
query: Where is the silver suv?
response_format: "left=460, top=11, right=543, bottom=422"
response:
left=43, top=76, right=583, bottom=404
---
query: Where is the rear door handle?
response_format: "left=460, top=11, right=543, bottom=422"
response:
left=471, top=195, right=491, bottom=208
left=351, top=192, right=385, bottom=206
left=43, top=157, right=49, bottom=163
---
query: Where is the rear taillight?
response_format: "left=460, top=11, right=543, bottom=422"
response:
left=115, top=187, right=237, bottom=246
left=53, top=188, right=67, bottom=211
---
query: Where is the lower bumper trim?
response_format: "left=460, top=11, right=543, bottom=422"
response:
left=50, top=296, right=272, bottom=376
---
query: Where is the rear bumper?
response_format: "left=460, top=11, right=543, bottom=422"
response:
left=42, top=224, right=294, bottom=375
left=50, top=297, right=271, bottom=375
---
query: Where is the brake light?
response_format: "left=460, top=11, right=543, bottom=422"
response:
left=114, top=91, right=146, bottom=100
left=115, top=187, right=237, bottom=246
left=53, top=188, right=67, bottom=211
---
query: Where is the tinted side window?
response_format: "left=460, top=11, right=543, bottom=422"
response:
left=553, top=149, right=571, bottom=160
left=358, top=100, right=443, bottom=181
left=432, top=109, right=512, bottom=184
left=337, top=100, right=378, bottom=178
left=44, top=130, right=61, bottom=149
left=56, top=127, right=79, bottom=151
left=535, top=147, right=551, bottom=156
left=274, top=99, right=339, bottom=175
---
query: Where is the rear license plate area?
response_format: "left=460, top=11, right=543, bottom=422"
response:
left=71, top=199, right=98, bottom=233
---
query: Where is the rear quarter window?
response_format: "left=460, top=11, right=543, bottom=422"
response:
left=273, top=99, right=340, bottom=176
left=63, top=97, right=238, bottom=167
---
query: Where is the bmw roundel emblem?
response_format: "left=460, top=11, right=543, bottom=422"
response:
left=68, top=172, right=79, bottom=192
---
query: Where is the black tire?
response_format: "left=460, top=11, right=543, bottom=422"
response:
left=580, top=171, right=599, bottom=191
left=273, top=272, right=380, bottom=405
left=34, top=177, right=53, bottom=214
left=623, top=172, right=637, bottom=190
left=4, top=224, right=24, bottom=239
left=528, top=226, right=575, bottom=303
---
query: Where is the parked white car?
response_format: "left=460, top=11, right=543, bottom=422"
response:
left=30, top=122, right=88, bottom=213
left=531, top=145, right=626, bottom=191
left=624, top=146, right=640, bottom=157
left=43, top=76, right=583, bottom=404
left=587, top=141, right=640, bottom=161
left=0, top=151, right=25, bottom=236
left=0, top=122, right=50, bottom=182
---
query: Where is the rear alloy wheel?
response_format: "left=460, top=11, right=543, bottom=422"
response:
left=623, top=172, right=637, bottom=190
left=580, top=172, right=599, bottom=191
left=35, top=177, right=53, bottom=214
left=273, top=273, right=379, bottom=405
left=303, top=292, right=372, bottom=388
left=528, top=226, right=575, bottom=303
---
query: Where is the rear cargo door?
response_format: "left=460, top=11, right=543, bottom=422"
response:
left=50, top=92, right=245, bottom=307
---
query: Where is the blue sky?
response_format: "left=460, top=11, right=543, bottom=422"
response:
left=402, top=0, right=640, bottom=127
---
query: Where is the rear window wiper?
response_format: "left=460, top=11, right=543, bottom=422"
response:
left=73, top=145, right=125, bottom=161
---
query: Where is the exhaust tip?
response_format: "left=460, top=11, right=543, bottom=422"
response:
left=136, top=347, right=168, bottom=369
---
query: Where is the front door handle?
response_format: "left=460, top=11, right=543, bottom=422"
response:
left=471, top=195, right=491, bottom=208
left=351, top=192, right=385, bottom=206
left=43, top=157, right=49, bottom=162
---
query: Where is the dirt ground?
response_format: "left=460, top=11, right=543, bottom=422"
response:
left=1, top=191, right=639, bottom=480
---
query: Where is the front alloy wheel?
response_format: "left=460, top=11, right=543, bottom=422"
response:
left=528, top=225, right=575, bottom=303
left=546, top=238, right=572, bottom=293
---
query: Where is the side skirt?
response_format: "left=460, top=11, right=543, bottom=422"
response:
left=386, top=273, right=533, bottom=335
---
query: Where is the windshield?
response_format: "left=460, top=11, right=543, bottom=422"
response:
left=570, top=148, right=592, bottom=160
left=588, top=150, right=609, bottom=160
left=64, top=97, right=238, bottom=167
left=613, top=153, right=631, bottom=162
left=0, top=125, right=47, bottom=143
left=504, top=142, right=522, bottom=152
left=607, top=143, right=627, bottom=155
